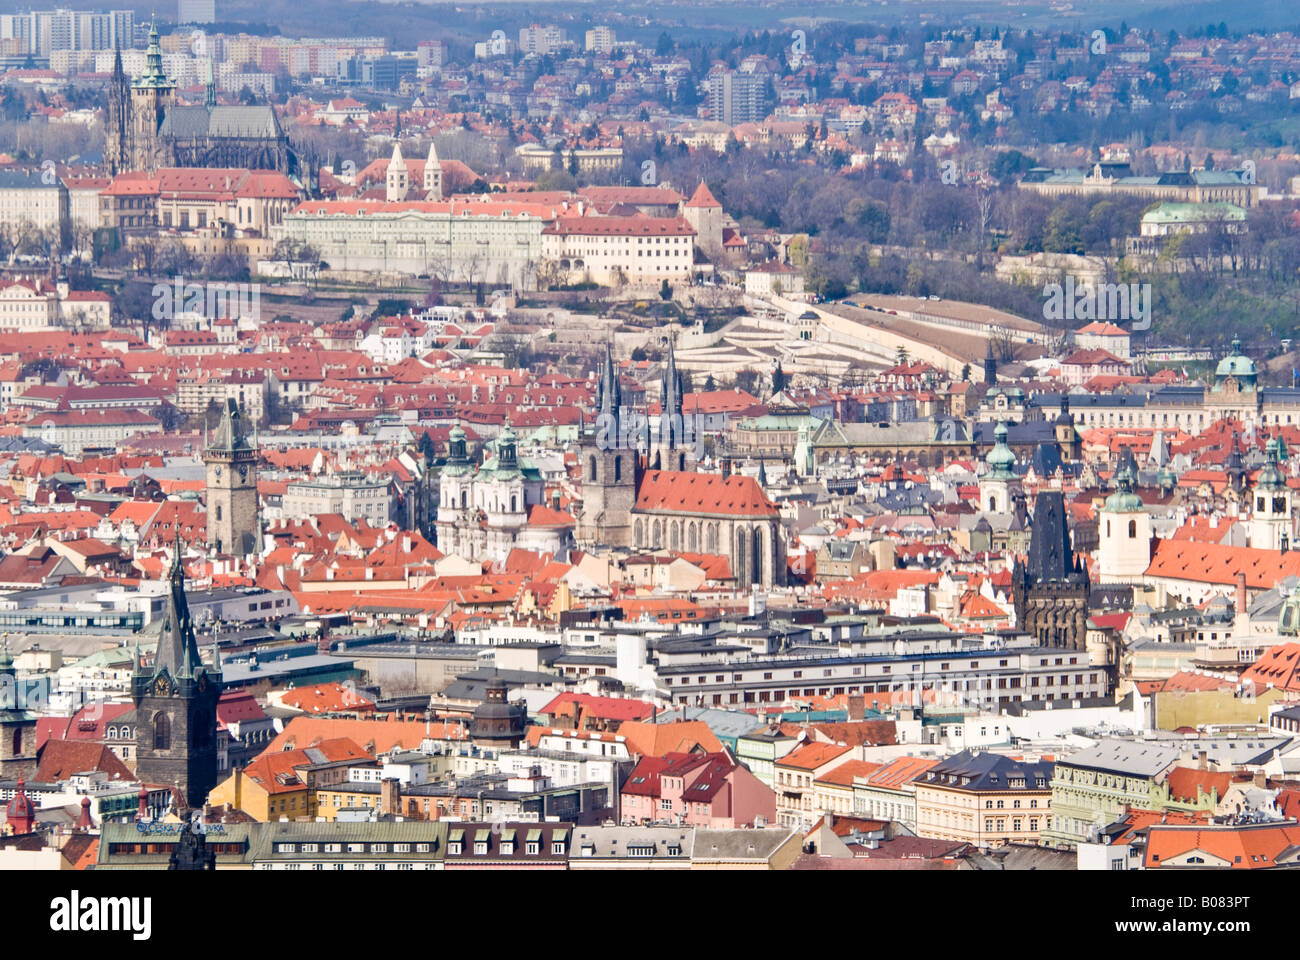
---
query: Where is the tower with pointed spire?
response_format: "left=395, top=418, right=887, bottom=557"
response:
left=423, top=139, right=443, bottom=200
left=577, top=341, right=638, bottom=548
left=0, top=641, right=38, bottom=781
left=105, top=48, right=132, bottom=175
left=650, top=335, right=694, bottom=473
left=131, top=536, right=222, bottom=808
left=203, top=398, right=259, bottom=557
left=386, top=142, right=410, bottom=202
left=127, top=20, right=177, bottom=172
left=1011, top=491, right=1091, bottom=651
left=682, top=181, right=723, bottom=257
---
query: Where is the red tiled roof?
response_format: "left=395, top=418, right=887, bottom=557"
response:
left=1145, top=540, right=1300, bottom=589
left=633, top=470, right=778, bottom=517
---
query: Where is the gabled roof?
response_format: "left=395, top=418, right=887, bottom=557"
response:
left=633, top=470, right=778, bottom=518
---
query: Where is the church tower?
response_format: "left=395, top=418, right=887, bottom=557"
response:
left=423, top=139, right=443, bottom=200
left=979, top=420, right=1018, bottom=513
left=1250, top=437, right=1292, bottom=551
left=1098, top=461, right=1152, bottom=583
left=204, top=399, right=259, bottom=557
left=132, top=539, right=222, bottom=809
left=1012, top=491, right=1090, bottom=650
left=578, top=342, right=637, bottom=548
left=129, top=21, right=176, bottom=172
left=105, top=48, right=131, bottom=175
left=650, top=336, right=694, bottom=473
left=386, top=142, right=409, bottom=202
left=1054, top=395, right=1081, bottom=460
left=436, top=425, right=474, bottom=557
left=0, top=643, right=37, bottom=781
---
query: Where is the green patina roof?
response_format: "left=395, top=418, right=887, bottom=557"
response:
left=1104, top=463, right=1143, bottom=512
left=1214, top=339, right=1256, bottom=382
left=985, top=421, right=1017, bottom=480
left=1141, top=201, right=1246, bottom=224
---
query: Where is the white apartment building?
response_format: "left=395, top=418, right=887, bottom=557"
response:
left=281, top=470, right=394, bottom=524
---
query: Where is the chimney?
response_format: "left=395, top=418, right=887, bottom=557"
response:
left=381, top=777, right=401, bottom=816
left=1236, top=572, right=1247, bottom=616
left=847, top=694, right=866, bottom=721
left=1253, top=770, right=1267, bottom=788
left=1197, top=749, right=1208, bottom=770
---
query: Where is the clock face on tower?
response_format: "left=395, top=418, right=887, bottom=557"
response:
left=238, top=464, right=248, bottom=481
left=214, top=466, right=223, bottom=480
left=154, top=675, right=172, bottom=696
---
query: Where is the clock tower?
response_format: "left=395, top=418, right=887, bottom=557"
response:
left=204, top=399, right=260, bottom=557
left=132, top=537, right=222, bottom=808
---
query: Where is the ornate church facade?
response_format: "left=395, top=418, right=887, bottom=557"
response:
left=578, top=342, right=785, bottom=589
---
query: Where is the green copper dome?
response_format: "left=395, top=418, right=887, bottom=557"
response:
left=1256, top=437, right=1286, bottom=490
left=1213, top=338, right=1257, bottom=390
left=1104, top=463, right=1143, bottom=512
left=986, top=421, right=1017, bottom=480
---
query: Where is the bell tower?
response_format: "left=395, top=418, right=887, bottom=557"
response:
left=578, top=342, right=636, bottom=548
left=129, top=21, right=175, bottom=172
left=132, top=537, right=222, bottom=809
left=204, top=399, right=259, bottom=557
left=1250, top=437, right=1292, bottom=551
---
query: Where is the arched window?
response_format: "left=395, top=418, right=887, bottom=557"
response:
left=12, top=727, right=21, bottom=755
left=988, top=496, right=996, bottom=511
left=614, top=456, right=622, bottom=483
left=215, top=504, right=222, bottom=522
left=460, top=491, right=467, bottom=508
left=1128, top=519, right=1137, bottom=538
left=589, top=457, right=598, bottom=482
left=510, top=495, right=518, bottom=513
left=153, top=712, right=171, bottom=751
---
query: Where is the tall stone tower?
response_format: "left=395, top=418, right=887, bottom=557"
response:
left=682, top=182, right=722, bottom=257
left=386, top=142, right=409, bottom=202
left=423, top=139, right=443, bottom=200
left=132, top=540, right=222, bottom=809
left=577, top=342, right=637, bottom=548
left=650, top=336, right=694, bottom=473
left=204, top=399, right=259, bottom=557
left=129, top=21, right=176, bottom=172
left=1012, top=491, right=1090, bottom=650
left=105, top=48, right=131, bottom=175
left=0, top=643, right=37, bottom=781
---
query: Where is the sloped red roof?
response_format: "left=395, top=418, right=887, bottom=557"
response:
left=633, top=470, right=777, bottom=517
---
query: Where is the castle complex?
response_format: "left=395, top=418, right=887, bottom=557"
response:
left=105, top=22, right=290, bottom=175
